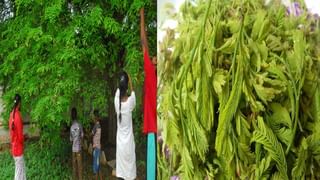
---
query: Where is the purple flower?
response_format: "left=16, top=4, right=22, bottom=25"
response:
left=293, top=2, right=302, bottom=16
left=170, top=175, right=180, bottom=180
left=164, top=145, right=171, bottom=159
left=286, top=2, right=303, bottom=17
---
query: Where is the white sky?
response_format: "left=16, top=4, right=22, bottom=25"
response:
left=304, top=0, right=320, bottom=15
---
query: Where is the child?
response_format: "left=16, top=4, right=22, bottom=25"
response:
left=92, top=109, right=102, bottom=180
left=70, top=107, right=83, bottom=180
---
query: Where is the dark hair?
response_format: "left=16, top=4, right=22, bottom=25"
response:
left=71, top=107, right=77, bottom=121
left=119, top=71, right=129, bottom=123
left=93, top=109, right=99, bottom=117
left=93, top=109, right=100, bottom=121
left=12, top=94, right=21, bottom=130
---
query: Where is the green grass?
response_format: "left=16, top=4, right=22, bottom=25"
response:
left=0, top=140, right=72, bottom=179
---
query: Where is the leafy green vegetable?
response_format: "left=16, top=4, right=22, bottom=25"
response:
left=158, top=0, right=320, bottom=179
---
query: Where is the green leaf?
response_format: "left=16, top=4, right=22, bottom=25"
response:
left=292, top=138, right=308, bottom=179
left=251, top=117, right=288, bottom=180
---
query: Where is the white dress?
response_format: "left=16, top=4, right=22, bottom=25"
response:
left=114, top=88, right=136, bottom=180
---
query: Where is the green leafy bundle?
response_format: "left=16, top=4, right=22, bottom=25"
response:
left=158, top=0, right=320, bottom=179
left=0, top=0, right=156, bottom=144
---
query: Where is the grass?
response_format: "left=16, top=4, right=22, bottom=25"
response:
left=0, top=138, right=147, bottom=180
left=0, top=139, right=71, bottom=179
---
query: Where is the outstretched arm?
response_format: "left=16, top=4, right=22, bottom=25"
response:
left=140, top=8, right=149, bottom=54
left=128, top=74, right=134, bottom=92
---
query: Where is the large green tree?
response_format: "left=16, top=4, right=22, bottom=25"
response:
left=0, top=0, right=156, bottom=143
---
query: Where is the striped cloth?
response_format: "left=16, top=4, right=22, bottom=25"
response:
left=70, top=120, right=84, bottom=152
left=14, top=155, right=26, bottom=180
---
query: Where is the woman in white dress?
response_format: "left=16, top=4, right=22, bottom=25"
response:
left=114, top=71, right=136, bottom=180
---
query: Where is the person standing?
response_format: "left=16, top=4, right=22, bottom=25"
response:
left=92, top=109, right=103, bottom=180
left=70, top=107, right=83, bottom=180
left=9, top=94, right=27, bottom=180
left=114, top=71, right=136, bottom=180
left=140, top=7, right=157, bottom=180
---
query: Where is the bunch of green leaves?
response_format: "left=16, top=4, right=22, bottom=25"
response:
left=158, top=0, right=320, bottom=179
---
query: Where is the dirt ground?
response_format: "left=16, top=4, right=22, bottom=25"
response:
left=76, top=147, right=117, bottom=180
left=80, top=144, right=146, bottom=180
left=0, top=143, right=9, bottom=152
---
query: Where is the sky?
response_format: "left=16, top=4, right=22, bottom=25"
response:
left=304, top=0, right=320, bottom=15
